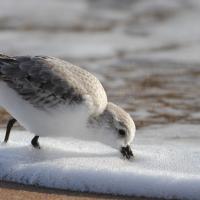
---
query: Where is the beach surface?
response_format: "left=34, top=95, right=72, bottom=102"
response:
left=0, top=181, right=149, bottom=200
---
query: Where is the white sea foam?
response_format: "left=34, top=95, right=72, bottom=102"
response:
left=0, top=124, right=200, bottom=199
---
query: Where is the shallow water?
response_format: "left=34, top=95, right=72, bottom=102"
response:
left=0, top=0, right=200, bottom=129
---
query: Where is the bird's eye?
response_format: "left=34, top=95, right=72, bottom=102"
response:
left=118, top=129, right=126, bottom=137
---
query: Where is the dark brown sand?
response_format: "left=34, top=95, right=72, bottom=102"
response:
left=0, top=181, right=159, bottom=200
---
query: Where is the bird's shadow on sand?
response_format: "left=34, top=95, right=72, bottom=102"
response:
left=0, top=144, right=119, bottom=165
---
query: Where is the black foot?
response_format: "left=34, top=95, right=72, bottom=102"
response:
left=4, top=118, right=17, bottom=143
left=31, top=136, right=40, bottom=149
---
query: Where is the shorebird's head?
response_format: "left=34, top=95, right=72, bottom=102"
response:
left=92, top=102, right=136, bottom=160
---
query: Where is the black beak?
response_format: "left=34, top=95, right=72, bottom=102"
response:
left=120, top=145, right=134, bottom=160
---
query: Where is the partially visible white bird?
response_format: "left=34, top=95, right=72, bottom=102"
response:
left=0, top=54, right=135, bottom=159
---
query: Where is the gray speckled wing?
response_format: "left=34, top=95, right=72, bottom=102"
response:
left=0, top=55, right=107, bottom=114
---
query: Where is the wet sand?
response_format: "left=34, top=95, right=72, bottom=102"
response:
left=0, top=181, right=160, bottom=200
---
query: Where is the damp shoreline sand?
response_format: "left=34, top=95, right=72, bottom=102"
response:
left=0, top=181, right=169, bottom=200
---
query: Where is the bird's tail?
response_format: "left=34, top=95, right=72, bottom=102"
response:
left=0, top=53, right=16, bottom=79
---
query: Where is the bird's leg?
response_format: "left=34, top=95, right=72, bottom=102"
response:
left=4, top=118, right=17, bottom=143
left=31, top=135, right=40, bottom=149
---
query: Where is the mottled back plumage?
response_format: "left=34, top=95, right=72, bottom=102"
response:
left=0, top=55, right=107, bottom=114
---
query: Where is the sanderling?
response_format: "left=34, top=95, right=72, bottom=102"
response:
left=0, top=54, right=135, bottom=159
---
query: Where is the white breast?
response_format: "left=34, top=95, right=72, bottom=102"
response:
left=0, top=81, right=89, bottom=138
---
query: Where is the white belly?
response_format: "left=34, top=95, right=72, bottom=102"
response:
left=0, top=82, right=89, bottom=138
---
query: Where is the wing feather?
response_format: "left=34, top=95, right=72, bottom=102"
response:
left=0, top=55, right=107, bottom=114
